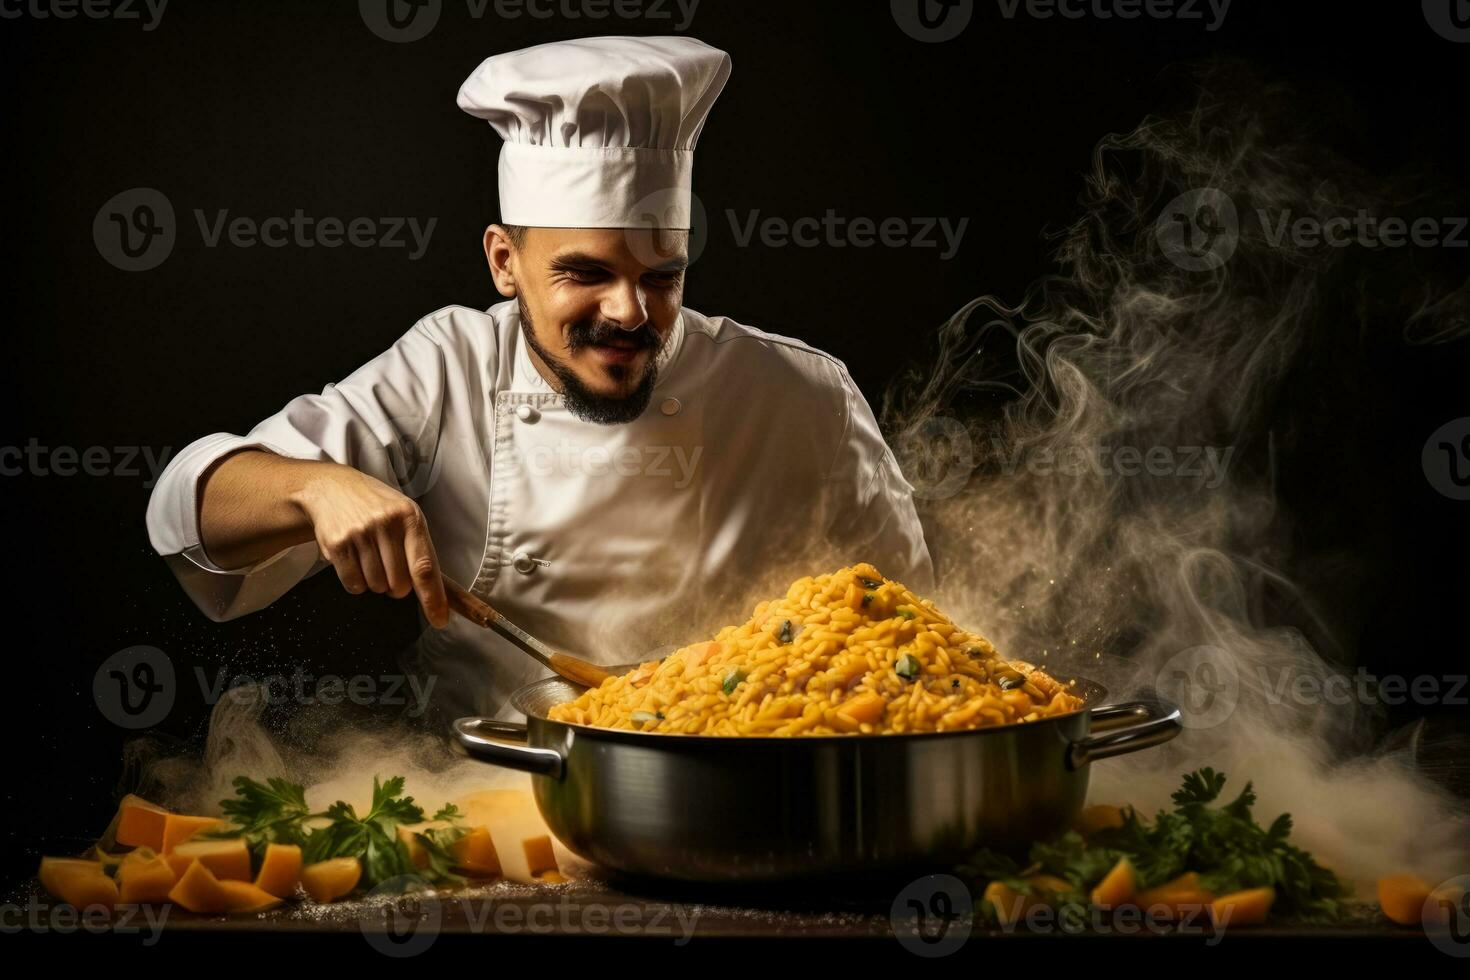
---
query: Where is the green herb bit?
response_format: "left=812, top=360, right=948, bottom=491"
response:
left=722, top=668, right=748, bottom=695
left=896, top=654, right=921, bottom=680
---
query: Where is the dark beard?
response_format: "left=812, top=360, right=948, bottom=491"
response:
left=517, top=297, right=663, bottom=425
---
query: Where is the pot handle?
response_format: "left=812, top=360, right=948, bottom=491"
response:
left=451, top=717, right=565, bottom=779
left=1067, top=699, right=1182, bottom=770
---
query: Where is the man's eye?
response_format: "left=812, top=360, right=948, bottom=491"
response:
left=645, top=272, right=683, bottom=288
left=561, top=268, right=606, bottom=283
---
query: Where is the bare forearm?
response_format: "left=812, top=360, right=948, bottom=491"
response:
left=195, top=449, right=449, bottom=627
left=197, top=450, right=334, bottom=569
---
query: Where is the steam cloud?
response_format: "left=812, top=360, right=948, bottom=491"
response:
left=885, top=61, right=1470, bottom=893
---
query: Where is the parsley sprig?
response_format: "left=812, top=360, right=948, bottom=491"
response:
left=212, top=774, right=469, bottom=891
left=959, top=768, right=1349, bottom=924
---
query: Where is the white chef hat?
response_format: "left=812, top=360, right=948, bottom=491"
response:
left=457, top=36, right=731, bottom=230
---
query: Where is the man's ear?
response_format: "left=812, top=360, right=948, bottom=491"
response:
left=484, top=224, right=518, bottom=297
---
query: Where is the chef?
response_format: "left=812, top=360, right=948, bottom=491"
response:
left=146, top=36, right=933, bottom=724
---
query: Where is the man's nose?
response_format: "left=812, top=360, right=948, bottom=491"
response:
left=600, top=279, right=650, bottom=329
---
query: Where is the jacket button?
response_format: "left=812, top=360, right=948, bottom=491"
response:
left=515, top=404, right=538, bottom=422
left=660, top=397, right=681, bottom=416
left=512, top=551, right=537, bottom=574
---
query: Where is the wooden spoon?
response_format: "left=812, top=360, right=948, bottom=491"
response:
left=441, top=575, right=612, bottom=689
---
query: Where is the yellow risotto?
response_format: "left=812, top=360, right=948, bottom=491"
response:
left=548, top=563, right=1085, bottom=736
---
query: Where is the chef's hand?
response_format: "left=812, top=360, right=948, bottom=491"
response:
left=292, top=464, right=451, bottom=629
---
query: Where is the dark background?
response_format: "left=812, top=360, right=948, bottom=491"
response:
left=1, top=0, right=1466, bottom=890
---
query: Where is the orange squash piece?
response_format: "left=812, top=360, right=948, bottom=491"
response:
left=168, top=859, right=282, bottom=914
left=38, top=857, right=118, bottom=912
left=397, top=825, right=431, bottom=870
left=522, top=835, right=558, bottom=877
left=836, top=692, right=887, bottom=726
left=300, top=857, right=362, bottom=903
left=165, top=838, right=252, bottom=881
left=161, top=814, right=223, bottom=852
left=215, top=879, right=285, bottom=913
left=254, top=844, right=303, bottom=898
left=1075, top=804, right=1126, bottom=836
left=115, top=795, right=171, bottom=851
left=1131, top=873, right=1214, bottom=919
left=983, top=880, right=1039, bottom=926
left=1210, top=886, right=1275, bottom=927
left=452, top=826, right=501, bottom=877
left=1090, top=857, right=1136, bottom=908
left=1378, top=873, right=1433, bottom=926
left=116, top=852, right=178, bottom=905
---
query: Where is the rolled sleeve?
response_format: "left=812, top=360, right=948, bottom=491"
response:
left=145, top=320, right=450, bottom=622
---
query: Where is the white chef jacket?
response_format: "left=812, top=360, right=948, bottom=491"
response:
left=146, top=301, right=933, bottom=723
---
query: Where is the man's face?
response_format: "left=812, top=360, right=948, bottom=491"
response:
left=490, top=227, right=688, bottom=424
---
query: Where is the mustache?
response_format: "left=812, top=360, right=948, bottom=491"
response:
left=565, top=320, right=661, bottom=352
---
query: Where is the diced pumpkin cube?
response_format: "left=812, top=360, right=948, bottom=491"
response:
left=460, top=790, right=555, bottom=884
left=1131, top=873, right=1213, bottom=918
left=522, top=835, right=558, bottom=877
left=1210, top=886, right=1275, bottom=927
left=452, top=826, right=501, bottom=877
left=836, top=692, right=886, bottom=725
left=1074, top=804, right=1126, bottom=836
left=168, top=859, right=283, bottom=914
left=253, top=844, right=303, bottom=898
left=161, top=814, right=223, bottom=852
left=116, top=853, right=177, bottom=905
left=115, top=795, right=171, bottom=851
left=165, top=838, right=251, bottom=881
left=215, top=879, right=285, bottom=913
left=397, top=825, right=431, bottom=870
left=300, top=857, right=362, bottom=903
left=983, top=880, right=1038, bottom=926
left=1090, top=857, right=1136, bottom=908
left=38, top=857, right=118, bottom=912
left=1378, top=873, right=1433, bottom=926
left=1024, top=873, right=1073, bottom=895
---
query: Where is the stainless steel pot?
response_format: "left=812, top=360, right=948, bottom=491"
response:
left=451, top=668, right=1180, bottom=882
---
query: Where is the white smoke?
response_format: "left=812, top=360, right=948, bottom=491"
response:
left=885, top=62, right=1470, bottom=894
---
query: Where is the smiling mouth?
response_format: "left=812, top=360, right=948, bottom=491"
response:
left=588, top=340, right=650, bottom=362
